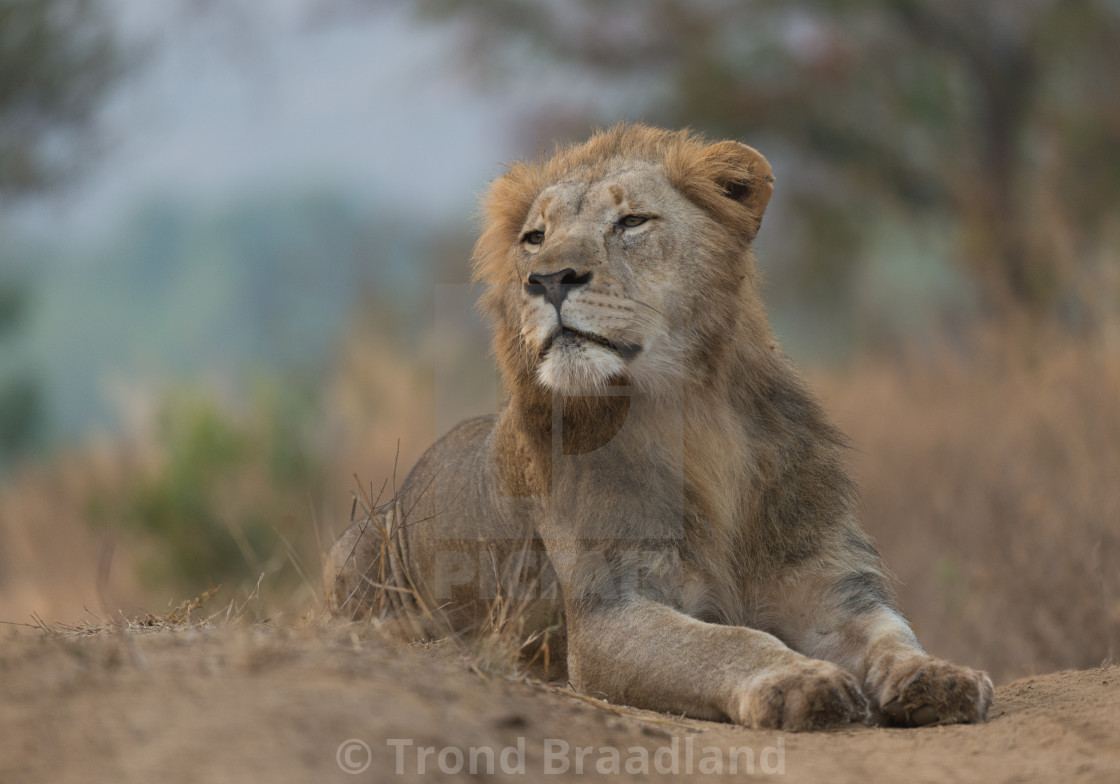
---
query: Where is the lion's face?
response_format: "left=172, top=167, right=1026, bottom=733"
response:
left=514, top=161, right=711, bottom=395
left=473, top=125, right=775, bottom=400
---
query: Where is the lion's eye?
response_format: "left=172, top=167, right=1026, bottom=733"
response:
left=523, top=230, right=545, bottom=245
left=620, top=215, right=647, bottom=228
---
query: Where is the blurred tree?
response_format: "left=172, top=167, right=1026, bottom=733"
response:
left=0, top=279, right=42, bottom=463
left=0, top=0, right=121, bottom=195
left=0, top=0, right=121, bottom=468
left=86, top=386, right=326, bottom=599
left=390, top=0, right=1120, bottom=323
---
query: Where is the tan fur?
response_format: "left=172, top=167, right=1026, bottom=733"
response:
left=325, top=124, right=992, bottom=730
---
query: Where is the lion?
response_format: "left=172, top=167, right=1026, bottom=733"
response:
left=324, top=124, right=993, bottom=730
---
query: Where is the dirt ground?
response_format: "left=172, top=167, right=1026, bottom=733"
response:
left=1, top=620, right=1116, bottom=784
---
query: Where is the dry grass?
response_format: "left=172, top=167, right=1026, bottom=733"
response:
left=467, top=572, right=564, bottom=681
left=0, top=441, right=151, bottom=621
left=325, top=472, right=563, bottom=683
left=15, top=586, right=226, bottom=640
left=819, top=329, right=1120, bottom=683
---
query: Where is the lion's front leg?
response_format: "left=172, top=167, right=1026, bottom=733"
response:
left=770, top=566, right=993, bottom=727
left=567, top=601, right=869, bottom=731
left=858, top=614, right=994, bottom=727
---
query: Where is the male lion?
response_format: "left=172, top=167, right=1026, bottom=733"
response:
left=325, top=124, right=993, bottom=730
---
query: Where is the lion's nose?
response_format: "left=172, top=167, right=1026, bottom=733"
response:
left=525, top=268, right=592, bottom=310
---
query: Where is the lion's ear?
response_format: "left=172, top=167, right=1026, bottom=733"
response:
left=702, top=140, right=775, bottom=231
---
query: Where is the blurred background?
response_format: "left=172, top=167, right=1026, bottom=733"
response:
left=0, top=0, right=1117, bottom=684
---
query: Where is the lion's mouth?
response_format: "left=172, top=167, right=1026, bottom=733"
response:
left=542, top=326, right=643, bottom=360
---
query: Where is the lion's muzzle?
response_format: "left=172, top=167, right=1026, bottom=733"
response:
left=524, top=267, right=592, bottom=312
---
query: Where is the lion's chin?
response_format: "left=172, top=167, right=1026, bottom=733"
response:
left=536, top=335, right=628, bottom=394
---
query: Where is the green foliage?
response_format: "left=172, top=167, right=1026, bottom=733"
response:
left=0, top=0, right=122, bottom=195
left=0, top=273, right=44, bottom=467
left=94, top=385, right=324, bottom=598
left=0, top=277, right=26, bottom=335
left=0, top=374, right=42, bottom=461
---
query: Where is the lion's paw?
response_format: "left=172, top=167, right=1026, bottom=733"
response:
left=734, top=659, right=869, bottom=731
left=878, top=657, right=993, bottom=727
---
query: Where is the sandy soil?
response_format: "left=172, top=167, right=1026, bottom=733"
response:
left=1, top=621, right=1116, bottom=784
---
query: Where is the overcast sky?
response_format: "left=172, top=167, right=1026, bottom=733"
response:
left=12, top=0, right=520, bottom=245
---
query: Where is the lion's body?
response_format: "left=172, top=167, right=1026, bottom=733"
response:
left=325, top=125, right=992, bottom=730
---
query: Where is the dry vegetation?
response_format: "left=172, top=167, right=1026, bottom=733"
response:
left=1, top=324, right=1118, bottom=689
left=821, top=328, right=1120, bottom=683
